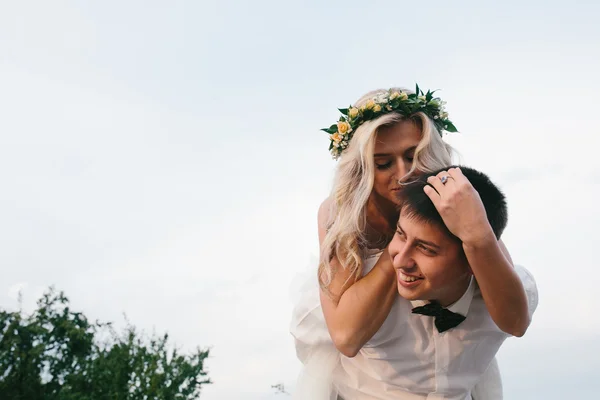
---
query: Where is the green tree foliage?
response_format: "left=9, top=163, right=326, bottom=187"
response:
left=0, top=288, right=211, bottom=399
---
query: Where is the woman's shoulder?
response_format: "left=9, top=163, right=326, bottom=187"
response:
left=318, top=197, right=333, bottom=215
left=318, top=197, right=335, bottom=228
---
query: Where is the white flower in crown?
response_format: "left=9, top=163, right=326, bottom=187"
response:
left=418, top=95, right=427, bottom=103
left=429, top=99, right=440, bottom=107
left=386, top=104, right=393, bottom=111
left=440, top=111, right=449, bottom=119
left=342, top=141, right=348, bottom=147
left=374, top=93, right=389, bottom=104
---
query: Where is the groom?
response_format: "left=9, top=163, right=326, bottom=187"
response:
left=341, top=166, right=537, bottom=399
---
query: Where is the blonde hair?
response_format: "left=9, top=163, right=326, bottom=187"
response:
left=318, top=87, right=455, bottom=294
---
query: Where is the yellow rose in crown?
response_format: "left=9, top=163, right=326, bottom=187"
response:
left=365, top=99, right=376, bottom=110
left=337, top=121, right=352, bottom=134
left=389, top=91, right=401, bottom=100
left=373, top=104, right=382, bottom=112
left=330, top=132, right=343, bottom=143
left=348, top=108, right=359, bottom=119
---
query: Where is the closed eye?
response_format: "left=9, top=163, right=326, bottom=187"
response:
left=376, top=161, right=392, bottom=170
left=405, top=147, right=416, bottom=163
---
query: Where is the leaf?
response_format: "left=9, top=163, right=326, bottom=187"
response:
left=321, top=126, right=337, bottom=134
left=445, top=121, right=458, bottom=132
left=338, top=108, right=349, bottom=115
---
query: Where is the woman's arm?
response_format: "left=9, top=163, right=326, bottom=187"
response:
left=317, top=198, right=398, bottom=358
left=498, top=239, right=514, bottom=266
left=463, top=230, right=529, bottom=336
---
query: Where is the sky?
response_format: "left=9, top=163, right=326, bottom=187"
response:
left=1, top=1, right=599, bottom=399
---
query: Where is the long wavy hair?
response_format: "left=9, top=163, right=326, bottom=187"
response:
left=318, top=87, right=455, bottom=294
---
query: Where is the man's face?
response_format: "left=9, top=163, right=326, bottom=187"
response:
left=388, top=207, right=472, bottom=306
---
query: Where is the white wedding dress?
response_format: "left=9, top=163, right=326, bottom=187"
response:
left=290, top=249, right=503, bottom=400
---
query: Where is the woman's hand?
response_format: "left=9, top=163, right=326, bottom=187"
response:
left=423, top=167, right=494, bottom=245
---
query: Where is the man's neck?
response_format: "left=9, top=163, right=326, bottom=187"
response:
left=435, top=274, right=473, bottom=308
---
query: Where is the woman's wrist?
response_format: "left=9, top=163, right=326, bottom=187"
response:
left=461, top=225, right=497, bottom=251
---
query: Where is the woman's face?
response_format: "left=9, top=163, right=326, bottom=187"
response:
left=372, top=120, right=423, bottom=206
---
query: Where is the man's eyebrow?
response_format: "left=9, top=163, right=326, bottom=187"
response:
left=397, top=221, right=441, bottom=250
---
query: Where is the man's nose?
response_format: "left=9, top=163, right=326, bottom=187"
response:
left=390, top=239, right=414, bottom=270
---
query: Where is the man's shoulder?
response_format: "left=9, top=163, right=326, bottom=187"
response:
left=471, top=264, right=539, bottom=323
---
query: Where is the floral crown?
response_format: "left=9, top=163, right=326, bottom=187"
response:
left=322, top=84, right=458, bottom=159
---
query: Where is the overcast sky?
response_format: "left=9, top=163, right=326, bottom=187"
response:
left=1, top=1, right=599, bottom=399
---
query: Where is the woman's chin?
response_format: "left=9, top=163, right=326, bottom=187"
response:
left=387, top=192, right=402, bottom=205
left=374, top=190, right=400, bottom=206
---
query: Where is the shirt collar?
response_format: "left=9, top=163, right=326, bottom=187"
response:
left=409, top=276, right=476, bottom=317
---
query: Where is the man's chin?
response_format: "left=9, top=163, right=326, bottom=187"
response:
left=397, top=286, right=426, bottom=301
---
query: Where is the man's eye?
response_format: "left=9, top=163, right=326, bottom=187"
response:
left=419, top=245, right=436, bottom=256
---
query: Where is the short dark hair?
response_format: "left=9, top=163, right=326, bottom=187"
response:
left=396, top=166, right=508, bottom=240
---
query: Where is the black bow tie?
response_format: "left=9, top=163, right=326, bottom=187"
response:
left=412, top=301, right=466, bottom=333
